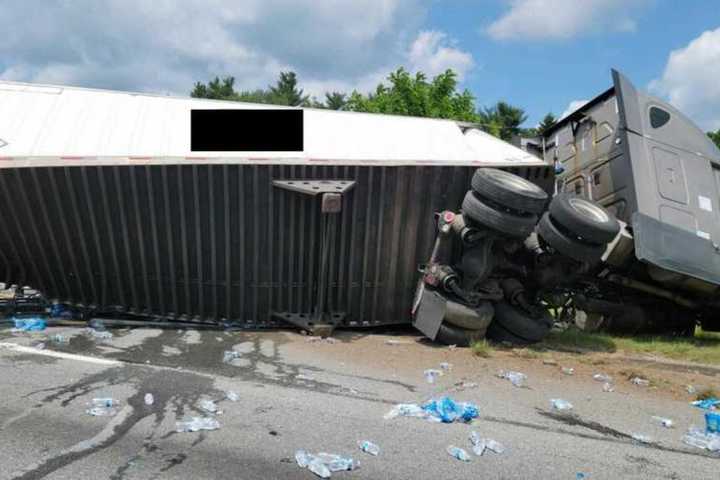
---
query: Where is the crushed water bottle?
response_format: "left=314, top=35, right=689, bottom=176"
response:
left=223, top=350, right=241, bottom=363
left=686, top=385, right=697, bottom=394
left=469, top=431, right=486, bottom=456
left=424, top=369, right=442, bottom=383
left=651, top=416, right=673, bottom=428
left=439, top=362, right=453, bottom=372
left=551, top=399, right=573, bottom=411
left=561, top=367, right=575, bottom=375
left=498, top=371, right=527, bottom=387
left=631, top=377, right=650, bottom=387
left=358, top=440, right=380, bottom=456
left=602, top=382, right=614, bottom=392
left=447, top=445, right=471, bottom=462
left=90, top=398, right=117, bottom=408
left=384, top=403, right=427, bottom=420
left=50, top=334, right=68, bottom=344
left=485, top=439, right=505, bottom=454
left=315, top=453, right=357, bottom=472
left=226, top=391, right=239, bottom=402
left=307, top=458, right=331, bottom=478
left=199, top=399, right=221, bottom=414
left=682, top=427, right=720, bottom=451
left=144, top=393, right=154, bottom=406
left=175, top=416, right=220, bottom=433
left=631, top=433, right=652, bottom=444
left=593, top=373, right=612, bottom=383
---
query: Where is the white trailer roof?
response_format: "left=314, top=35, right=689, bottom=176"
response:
left=0, top=81, right=545, bottom=168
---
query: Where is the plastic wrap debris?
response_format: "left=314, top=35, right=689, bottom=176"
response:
left=682, top=427, right=720, bottom=451
left=176, top=417, right=220, bottom=433
left=422, top=396, right=479, bottom=423
left=651, top=416, right=673, bottom=428
left=447, top=445, right=471, bottom=462
left=384, top=397, right=479, bottom=424
left=592, top=373, right=612, bottom=383
left=630, top=377, right=650, bottom=387
left=12, top=317, right=47, bottom=331
left=692, top=398, right=720, bottom=410
left=358, top=440, right=380, bottom=456
left=631, top=434, right=652, bottom=444
left=706, top=411, right=720, bottom=433
left=561, top=367, right=575, bottom=375
left=497, top=371, right=527, bottom=387
left=295, top=451, right=357, bottom=477
left=550, top=399, right=573, bottom=411
left=424, top=369, right=443, bottom=383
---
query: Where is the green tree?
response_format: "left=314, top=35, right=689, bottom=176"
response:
left=324, top=92, right=347, bottom=110
left=345, top=68, right=478, bottom=122
left=269, top=71, right=309, bottom=106
left=191, top=76, right=239, bottom=100
left=537, top=113, right=557, bottom=137
left=478, top=101, right=528, bottom=141
left=708, top=129, right=720, bottom=149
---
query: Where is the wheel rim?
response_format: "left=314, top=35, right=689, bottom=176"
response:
left=568, top=197, right=609, bottom=223
left=489, top=170, right=543, bottom=195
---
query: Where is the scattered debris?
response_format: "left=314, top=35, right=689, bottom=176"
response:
left=497, top=371, right=527, bottom=388
left=86, top=397, right=119, bottom=416
left=631, top=434, right=653, bottom=444
left=223, top=350, right=241, bottom=363
left=295, top=451, right=357, bottom=477
left=682, top=427, right=720, bottom=451
left=452, top=381, right=479, bottom=392
left=692, top=398, right=720, bottom=410
left=226, top=391, right=239, bottom=402
left=83, top=328, right=113, bottom=342
left=602, top=383, right=614, bottom=393
left=424, top=369, right=443, bottom=384
left=686, top=385, right=697, bottom=394
left=12, top=317, right=47, bottom=331
left=306, top=337, right=338, bottom=345
left=469, top=432, right=504, bottom=455
left=561, top=367, right=575, bottom=375
left=199, top=399, right=221, bottom=415
left=630, top=377, right=650, bottom=387
left=651, top=416, right=674, bottom=428
left=49, top=334, right=68, bottom=344
left=144, top=393, right=154, bottom=405
left=592, top=373, right=612, bottom=383
left=706, top=411, right=720, bottom=433
left=296, top=373, right=316, bottom=382
left=176, top=417, right=220, bottom=433
left=448, top=344, right=457, bottom=351
left=439, top=362, right=453, bottom=372
left=551, top=399, right=573, bottom=411
left=543, top=359, right=558, bottom=366
left=358, top=440, right=379, bottom=456
left=385, top=339, right=408, bottom=346
left=31, top=341, right=46, bottom=350
left=384, top=397, right=479, bottom=424
left=447, top=445, right=471, bottom=462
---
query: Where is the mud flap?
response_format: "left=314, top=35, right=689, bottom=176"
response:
left=412, top=285, right=447, bottom=340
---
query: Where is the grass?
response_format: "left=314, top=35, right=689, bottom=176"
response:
left=537, top=327, right=720, bottom=365
left=471, top=339, right=493, bottom=358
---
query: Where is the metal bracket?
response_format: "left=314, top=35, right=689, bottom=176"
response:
left=272, top=179, right=354, bottom=336
left=272, top=179, right=355, bottom=196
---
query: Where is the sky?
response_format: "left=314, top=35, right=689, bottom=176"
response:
left=1, top=0, right=719, bottom=130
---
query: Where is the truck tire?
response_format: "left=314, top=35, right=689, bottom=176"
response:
left=443, top=300, right=494, bottom=330
left=486, top=321, right=532, bottom=345
left=537, top=212, right=606, bottom=263
left=492, top=301, right=553, bottom=343
left=471, top=168, right=548, bottom=214
left=462, top=191, right=538, bottom=238
left=434, top=322, right=484, bottom=347
left=549, top=194, right=619, bottom=244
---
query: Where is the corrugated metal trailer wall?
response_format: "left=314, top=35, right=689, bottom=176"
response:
left=0, top=164, right=550, bottom=327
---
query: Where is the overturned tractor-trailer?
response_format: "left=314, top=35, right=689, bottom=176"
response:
left=0, top=79, right=552, bottom=336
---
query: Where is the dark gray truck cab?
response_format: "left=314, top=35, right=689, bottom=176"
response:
left=544, top=70, right=720, bottom=330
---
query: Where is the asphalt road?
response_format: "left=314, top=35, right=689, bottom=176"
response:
left=0, top=326, right=718, bottom=479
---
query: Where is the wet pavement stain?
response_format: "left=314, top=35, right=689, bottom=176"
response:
left=11, top=364, right=221, bottom=480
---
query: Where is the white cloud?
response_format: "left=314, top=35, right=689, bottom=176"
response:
left=649, top=27, right=720, bottom=131
left=407, top=31, right=474, bottom=80
left=0, top=0, right=455, bottom=98
left=560, top=99, right=589, bottom=119
left=487, top=0, right=646, bottom=41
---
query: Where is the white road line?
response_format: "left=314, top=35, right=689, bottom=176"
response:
left=0, top=342, right=122, bottom=366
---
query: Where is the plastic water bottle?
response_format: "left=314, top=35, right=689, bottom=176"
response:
left=499, top=371, right=527, bottom=387
left=446, top=445, right=471, bottom=462
left=90, top=398, right=116, bottom=408
left=175, top=417, right=220, bottom=432
left=144, top=393, right=154, bottom=405
left=223, top=350, right=240, bottom=363
left=561, top=367, right=575, bottom=375
left=439, top=362, right=452, bottom=372
left=295, top=450, right=310, bottom=468
left=631, top=433, right=652, bottom=444
left=485, top=439, right=505, bottom=454
left=551, top=399, right=573, bottom=411
left=307, top=458, right=331, bottom=478
left=593, top=373, right=612, bottom=383
left=602, top=382, right=614, bottom=392
left=358, top=440, right=380, bottom=456
left=631, top=377, right=650, bottom=387
left=424, top=369, right=442, bottom=383
left=226, top=391, right=239, bottom=402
